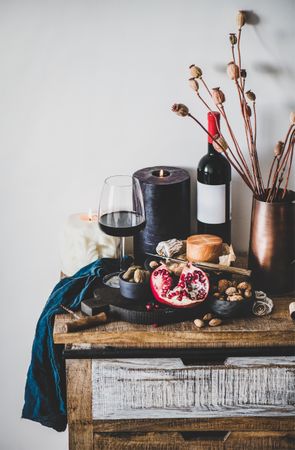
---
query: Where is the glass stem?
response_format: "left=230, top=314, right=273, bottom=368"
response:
left=119, top=236, right=126, bottom=271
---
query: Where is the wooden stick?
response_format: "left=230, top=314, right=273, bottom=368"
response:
left=60, top=304, right=80, bottom=320
left=65, top=312, right=108, bottom=333
left=146, top=253, right=252, bottom=277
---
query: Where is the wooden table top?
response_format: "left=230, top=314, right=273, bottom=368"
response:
left=53, top=295, right=295, bottom=349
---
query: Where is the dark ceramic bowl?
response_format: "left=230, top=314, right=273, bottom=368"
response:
left=209, top=296, right=254, bottom=318
left=119, top=272, right=151, bottom=301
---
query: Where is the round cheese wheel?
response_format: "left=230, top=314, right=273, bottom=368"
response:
left=187, top=234, right=223, bottom=263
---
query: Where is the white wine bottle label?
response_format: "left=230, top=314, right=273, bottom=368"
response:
left=197, top=181, right=231, bottom=224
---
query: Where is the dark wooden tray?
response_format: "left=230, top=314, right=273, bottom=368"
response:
left=81, top=287, right=207, bottom=325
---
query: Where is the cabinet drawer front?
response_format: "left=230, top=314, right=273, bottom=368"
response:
left=94, top=431, right=295, bottom=450
left=92, top=357, right=295, bottom=420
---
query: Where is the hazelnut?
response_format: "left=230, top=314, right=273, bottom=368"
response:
left=218, top=279, right=232, bottom=293
left=194, top=319, right=205, bottom=328
left=202, top=313, right=213, bottom=321
left=209, top=318, right=222, bottom=327
left=149, top=260, right=159, bottom=269
left=237, top=281, right=252, bottom=291
left=225, top=287, right=237, bottom=296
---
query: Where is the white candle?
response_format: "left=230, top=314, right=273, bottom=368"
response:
left=60, top=211, right=119, bottom=276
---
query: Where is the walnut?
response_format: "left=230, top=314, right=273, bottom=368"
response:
left=244, top=289, right=253, bottom=298
left=225, top=287, right=237, bottom=296
left=227, top=294, right=244, bottom=302
left=237, top=281, right=252, bottom=291
left=218, top=279, right=232, bottom=293
left=213, top=292, right=221, bottom=298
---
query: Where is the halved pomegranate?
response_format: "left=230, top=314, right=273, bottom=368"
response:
left=150, top=263, right=209, bottom=308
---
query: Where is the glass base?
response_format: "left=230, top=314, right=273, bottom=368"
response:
left=102, top=272, right=121, bottom=289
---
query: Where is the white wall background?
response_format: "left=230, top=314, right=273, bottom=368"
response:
left=0, top=0, right=294, bottom=449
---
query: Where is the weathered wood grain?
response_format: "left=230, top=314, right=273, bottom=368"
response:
left=93, top=416, right=295, bottom=433
left=91, top=357, right=295, bottom=420
left=53, top=297, right=295, bottom=347
left=94, top=431, right=295, bottom=450
left=66, top=359, right=93, bottom=450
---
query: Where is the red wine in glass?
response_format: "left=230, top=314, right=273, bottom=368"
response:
left=98, top=175, right=145, bottom=287
left=99, top=211, right=146, bottom=237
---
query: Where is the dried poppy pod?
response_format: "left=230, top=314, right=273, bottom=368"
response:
left=244, top=104, right=252, bottom=117
left=274, top=141, right=284, bottom=157
left=172, top=103, right=189, bottom=117
left=290, top=111, right=295, bottom=124
left=189, top=64, right=202, bottom=78
left=212, top=87, right=226, bottom=105
left=240, top=69, right=247, bottom=78
left=229, top=33, right=237, bottom=45
left=246, top=90, right=256, bottom=102
left=227, top=62, right=240, bottom=80
left=237, top=10, right=246, bottom=29
left=189, top=77, right=199, bottom=92
left=213, top=135, right=228, bottom=153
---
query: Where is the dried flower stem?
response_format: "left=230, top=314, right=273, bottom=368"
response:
left=218, top=103, right=255, bottom=190
left=237, top=28, right=243, bottom=90
left=267, top=125, right=295, bottom=201
left=200, top=77, right=212, bottom=98
left=197, top=92, right=254, bottom=186
left=187, top=112, right=254, bottom=190
left=267, top=156, right=277, bottom=191
left=282, top=143, right=294, bottom=199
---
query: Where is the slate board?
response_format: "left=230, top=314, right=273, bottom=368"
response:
left=81, top=287, right=207, bottom=325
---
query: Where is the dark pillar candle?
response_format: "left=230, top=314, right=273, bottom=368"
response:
left=133, top=166, right=190, bottom=263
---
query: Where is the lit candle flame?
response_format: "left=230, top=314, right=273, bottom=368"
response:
left=159, top=169, right=164, bottom=177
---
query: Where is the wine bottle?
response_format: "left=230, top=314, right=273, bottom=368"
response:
left=197, top=111, right=231, bottom=243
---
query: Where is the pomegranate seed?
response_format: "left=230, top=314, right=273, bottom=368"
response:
left=146, top=303, right=152, bottom=311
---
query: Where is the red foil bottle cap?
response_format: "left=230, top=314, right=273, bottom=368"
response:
left=208, top=111, right=220, bottom=143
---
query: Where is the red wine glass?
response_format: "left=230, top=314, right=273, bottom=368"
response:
left=98, top=175, right=145, bottom=288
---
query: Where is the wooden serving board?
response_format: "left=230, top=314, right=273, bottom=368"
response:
left=81, top=287, right=208, bottom=325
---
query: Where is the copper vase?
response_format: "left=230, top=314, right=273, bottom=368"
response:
left=248, top=191, right=295, bottom=295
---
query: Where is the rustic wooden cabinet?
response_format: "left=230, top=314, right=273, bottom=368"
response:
left=54, top=294, right=295, bottom=449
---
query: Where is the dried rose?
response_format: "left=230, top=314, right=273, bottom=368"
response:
left=240, top=69, right=247, bottom=78
left=172, top=103, right=189, bottom=117
left=237, top=10, right=246, bottom=29
left=246, top=90, right=256, bottom=102
left=213, top=135, right=228, bottom=153
left=189, top=77, right=199, bottom=92
left=189, top=64, right=202, bottom=78
left=290, top=111, right=295, bottom=124
left=212, top=87, right=225, bottom=105
left=227, top=62, right=240, bottom=80
left=229, top=33, right=237, bottom=45
left=274, top=141, right=284, bottom=157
